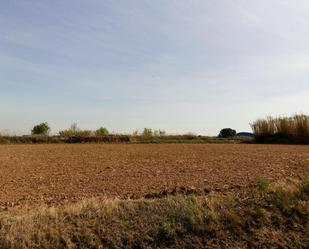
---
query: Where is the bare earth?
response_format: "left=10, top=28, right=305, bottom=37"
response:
left=0, top=144, right=308, bottom=207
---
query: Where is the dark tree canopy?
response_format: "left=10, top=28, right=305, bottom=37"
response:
left=219, top=128, right=236, bottom=138
left=31, top=122, right=50, bottom=135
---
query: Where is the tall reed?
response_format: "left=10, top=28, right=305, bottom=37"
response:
left=250, top=114, right=309, bottom=143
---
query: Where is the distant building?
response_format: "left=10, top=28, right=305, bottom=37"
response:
left=236, top=132, right=254, bottom=137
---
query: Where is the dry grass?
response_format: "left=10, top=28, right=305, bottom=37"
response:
left=251, top=114, right=309, bottom=143
left=0, top=178, right=308, bottom=249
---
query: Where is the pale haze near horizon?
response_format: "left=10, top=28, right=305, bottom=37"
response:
left=0, top=0, right=308, bottom=136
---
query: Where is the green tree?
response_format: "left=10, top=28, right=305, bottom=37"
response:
left=218, top=128, right=236, bottom=138
left=31, top=122, right=50, bottom=135
left=95, top=127, right=109, bottom=136
left=143, top=128, right=153, bottom=137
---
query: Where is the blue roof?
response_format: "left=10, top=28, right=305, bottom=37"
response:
left=236, top=132, right=254, bottom=137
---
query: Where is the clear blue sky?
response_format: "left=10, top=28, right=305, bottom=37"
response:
left=1, top=0, right=308, bottom=135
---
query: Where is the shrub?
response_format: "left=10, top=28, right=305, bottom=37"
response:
left=153, top=130, right=166, bottom=136
left=31, top=122, right=50, bottom=135
left=95, top=127, right=109, bottom=137
left=140, top=129, right=166, bottom=137
left=142, top=128, right=153, bottom=137
left=218, top=128, right=236, bottom=138
left=59, top=123, right=92, bottom=137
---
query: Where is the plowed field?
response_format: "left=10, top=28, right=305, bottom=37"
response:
left=0, top=144, right=308, bottom=207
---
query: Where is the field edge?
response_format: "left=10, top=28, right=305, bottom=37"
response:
left=0, top=177, right=308, bottom=249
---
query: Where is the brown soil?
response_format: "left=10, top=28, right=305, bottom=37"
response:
left=0, top=144, right=308, bottom=207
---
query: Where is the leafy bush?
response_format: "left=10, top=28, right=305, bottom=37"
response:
left=31, top=122, right=50, bottom=135
left=142, top=128, right=153, bottom=137
left=59, top=123, right=92, bottom=137
left=218, top=128, right=236, bottom=138
left=95, top=127, right=109, bottom=137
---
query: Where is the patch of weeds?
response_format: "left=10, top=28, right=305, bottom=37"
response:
left=177, top=197, right=206, bottom=233
left=120, top=236, right=144, bottom=249
left=156, top=221, right=176, bottom=246
left=202, top=212, right=212, bottom=225
left=272, top=187, right=289, bottom=210
left=0, top=241, right=10, bottom=249
left=247, top=207, right=265, bottom=224
left=220, top=209, right=243, bottom=235
left=251, top=208, right=265, bottom=220
left=271, top=187, right=302, bottom=220
left=255, top=177, right=269, bottom=191
left=298, top=177, right=309, bottom=199
left=284, top=205, right=309, bottom=227
left=243, top=208, right=266, bottom=231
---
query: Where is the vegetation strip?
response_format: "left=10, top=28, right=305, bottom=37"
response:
left=251, top=114, right=309, bottom=144
left=0, top=178, right=308, bottom=249
left=1, top=114, right=308, bottom=144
